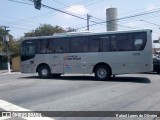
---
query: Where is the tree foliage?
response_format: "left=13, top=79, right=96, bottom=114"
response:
left=24, top=24, right=76, bottom=37
left=25, top=24, right=62, bottom=37
left=0, top=27, right=20, bottom=57
left=66, top=27, right=76, bottom=32
left=0, top=28, right=6, bottom=52
left=8, top=39, right=21, bottom=56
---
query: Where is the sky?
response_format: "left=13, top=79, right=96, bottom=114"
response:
left=0, top=0, right=160, bottom=47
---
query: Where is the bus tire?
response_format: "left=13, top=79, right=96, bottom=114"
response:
left=94, top=65, right=111, bottom=80
left=38, top=65, right=51, bottom=79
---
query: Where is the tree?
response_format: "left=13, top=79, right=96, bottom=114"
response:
left=0, top=28, right=6, bottom=52
left=24, top=24, right=66, bottom=37
left=8, top=39, right=21, bottom=56
left=0, top=27, right=20, bottom=56
left=66, top=27, right=76, bottom=32
left=24, top=24, right=76, bottom=37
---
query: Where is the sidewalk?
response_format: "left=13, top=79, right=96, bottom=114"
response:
left=0, top=70, right=20, bottom=75
left=0, top=70, right=8, bottom=74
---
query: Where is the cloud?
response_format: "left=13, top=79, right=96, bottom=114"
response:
left=125, top=22, right=136, bottom=27
left=66, top=5, right=88, bottom=15
left=125, top=21, right=140, bottom=28
left=146, top=4, right=158, bottom=11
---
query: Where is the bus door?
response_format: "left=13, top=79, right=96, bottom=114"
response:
left=21, top=40, right=36, bottom=73
left=52, top=54, right=64, bottom=74
left=51, top=38, right=68, bottom=74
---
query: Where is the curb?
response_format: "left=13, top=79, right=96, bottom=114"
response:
left=0, top=72, right=21, bottom=76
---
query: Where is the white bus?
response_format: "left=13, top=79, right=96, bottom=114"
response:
left=21, top=29, right=153, bottom=80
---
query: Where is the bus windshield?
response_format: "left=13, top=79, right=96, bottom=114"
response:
left=21, top=41, right=36, bottom=61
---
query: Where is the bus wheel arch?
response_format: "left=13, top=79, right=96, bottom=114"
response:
left=93, top=63, right=112, bottom=80
left=37, top=63, right=51, bottom=79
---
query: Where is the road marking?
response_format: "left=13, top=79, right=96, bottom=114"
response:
left=0, top=99, right=54, bottom=120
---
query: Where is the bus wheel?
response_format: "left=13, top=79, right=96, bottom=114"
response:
left=95, top=65, right=111, bottom=80
left=38, top=65, right=51, bottom=79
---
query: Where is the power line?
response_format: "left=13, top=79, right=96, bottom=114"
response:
left=75, top=9, right=160, bottom=30
left=51, top=0, right=87, bottom=17
left=7, top=0, right=32, bottom=5
left=8, top=0, right=100, bottom=27
left=82, top=0, right=105, bottom=6
left=5, top=0, right=160, bottom=35
left=73, top=0, right=95, bottom=5
left=50, top=0, right=107, bottom=28
left=28, top=0, right=87, bottom=20
left=5, top=11, right=54, bottom=26
left=26, top=0, right=103, bottom=26
left=6, top=0, right=160, bottom=25
left=53, top=0, right=97, bottom=7
left=5, top=0, right=116, bottom=29
left=73, top=7, right=160, bottom=30
left=93, top=7, right=160, bottom=23
left=140, top=20, right=160, bottom=28
left=109, top=9, right=160, bottom=23
left=9, top=26, right=32, bottom=31
left=51, top=0, right=105, bottom=15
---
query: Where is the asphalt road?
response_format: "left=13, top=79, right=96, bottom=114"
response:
left=0, top=73, right=160, bottom=120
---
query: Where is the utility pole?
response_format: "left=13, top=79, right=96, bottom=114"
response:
left=87, top=14, right=91, bottom=31
left=2, top=26, right=11, bottom=74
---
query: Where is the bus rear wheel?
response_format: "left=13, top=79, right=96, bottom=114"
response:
left=94, top=65, right=111, bottom=80
left=38, top=65, right=51, bottom=79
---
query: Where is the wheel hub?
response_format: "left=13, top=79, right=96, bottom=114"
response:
left=41, top=69, right=48, bottom=76
left=97, top=68, right=107, bottom=78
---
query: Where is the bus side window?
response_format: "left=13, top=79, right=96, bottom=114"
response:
left=70, top=37, right=89, bottom=53
left=116, top=34, right=133, bottom=51
left=90, top=38, right=101, bottom=52
left=134, top=32, right=146, bottom=51
left=101, top=36, right=111, bottom=52
left=111, top=36, right=117, bottom=51
left=40, top=39, right=51, bottom=54
left=111, top=34, right=134, bottom=51
left=54, top=38, right=70, bottom=53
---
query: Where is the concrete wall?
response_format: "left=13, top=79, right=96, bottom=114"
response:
left=12, top=56, right=20, bottom=72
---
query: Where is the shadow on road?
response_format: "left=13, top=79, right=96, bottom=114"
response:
left=110, top=77, right=151, bottom=83
left=140, top=72, right=160, bottom=75
left=19, top=75, right=151, bottom=84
